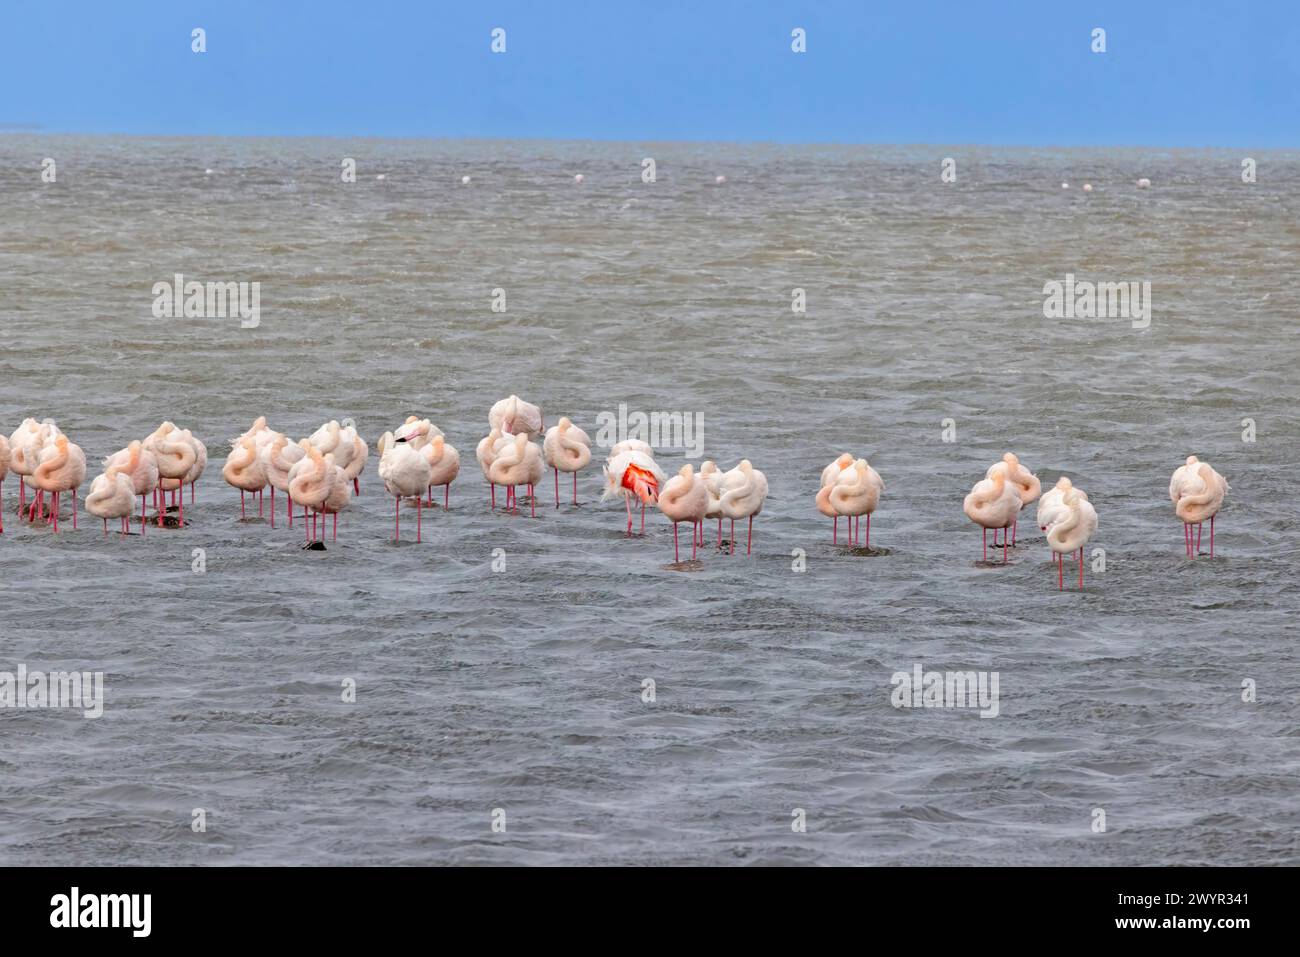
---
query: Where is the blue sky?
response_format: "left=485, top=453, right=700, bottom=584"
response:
left=2, top=0, right=1295, bottom=146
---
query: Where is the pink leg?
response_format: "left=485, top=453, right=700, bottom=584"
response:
left=641, top=502, right=645, bottom=534
left=747, top=515, right=753, bottom=555
left=178, top=485, right=183, bottom=526
left=717, top=517, right=722, bottom=547
left=555, top=467, right=560, bottom=508
left=982, top=527, right=987, bottom=561
left=289, top=495, right=294, bottom=527
left=103, top=517, right=108, bottom=535
left=625, top=495, right=633, bottom=535
left=1079, top=550, right=1084, bottom=589
left=730, top=518, right=735, bottom=552
left=52, top=491, right=59, bottom=533
left=1003, top=529, right=1008, bottom=564
left=673, top=522, right=679, bottom=563
left=395, top=496, right=400, bottom=541
left=416, top=496, right=422, bottom=543
left=353, top=477, right=359, bottom=495
left=19, top=477, right=25, bottom=510
left=72, top=489, right=78, bottom=530
left=271, top=487, right=276, bottom=528
left=1196, top=523, right=1202, bottom=556
left=1058, top=553, right=1063, bottom=590
left=444, top=484, right=449, bottom=510
left=572, top=472, right=577, bottom=505
left=692, top=521, right=698, bottom=560
left=833, top=516, right=837, bottom=544
left=1210, top=514, right=1214, bottom=557
left=490, top=483, right=496, bottom=509
left=866, top=513, right=871, bottom=550
left=241, top=490, right=246, bottom=520
left=191, top=481, right=195, bottom=504
left=530, top=483, right=536, bottom=518
left=333, top=512, right=337, bottom=541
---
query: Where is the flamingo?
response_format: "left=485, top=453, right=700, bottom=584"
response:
left=288, top=442, right=334, bottom=545
left=32, top=434, right=86, bottom=532
left=817, top=458, right=883, bottom=548
left=1046, top=488, right=1098, bottom=589
left=10, top=419, right=59, bottom=519
left=543, top=417, right=591, bottom=506
left=104, top=440, right=160, bottom=534
left=144, top=423, right=197, bottom=526
left=1170, top=455, right=1229, bottom=558
left=1037, top=477, right=1087, bottom=531
left=223, top=435, right=269, bottom=520
left=603, top=447, right=665, bottom=536
left=818, top=453, right=854, bottom=543
left=699, top=460, right=724, bottom=547
left=342, top=424, right=368, bottom=494
left=963, top=461, right=1022, bottom=563
left=488, top=433, right=544, bottom=517
left=718, top=460, right=769, bottom=554
left=475, top=427, right=511, bottom=508
left=987, top=453, right=1040, bottom=545
left=422, top=434, right=460, bottom=509
left=489, top=395, right=543, bottom=437
left=317, top=452, right=352, bottom=542
left=85, top=464, right=136, bottom=535
left=658, top=464, right=709, bottom=562
left=261, top=433, right=305, bottom=528
left=378, top=438, right=432, bottom=542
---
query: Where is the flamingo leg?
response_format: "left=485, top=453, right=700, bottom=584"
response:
left=641, top=502, right=645, bottom=535
left=271, top=486, right=276, bottom=528
left=692, top=521, right=698, bottom=560
left=982, top=527, right=987, bottom=562
left=417, top=496, right=422, bottom=543
left=1210, top=514, right=1214, bottom=557
left=52, top=491, right=59, bottom=533
left=530, top=483, right=536, bottom=518
left=1196, top=523, right=1202, bottom=556
left=866, top=513, right=871, bottom=550
left=730, top=518, right=735, bottom=553
left=572, top=472, right=577, bottom=505
left=625, top=495, right=632, bottom=535
left=1058, top=552, right=1063, bottom=590
left=72, top=489, right=78, bottom=530
left=1003, top=528, right=1008, bottom=564
left=673, top=522, right=679, bottom=563
left=555, top=467, right=559, bottom=508
left=1079, top=549, right=1084, bottom=589
left=717, top=517, right=722, bottom=547
left=445, top=483, right=449, bottom=510
left=241, top=489, right=246, bottom=520
left=19, top=477, right=25, bottom=510
left=353, top=477, right=359, bottom=495
left=833, top=516, right=837, bottom=545
left=394, top=495, right=399, bottom=542
left=747, top=515, right=753, bottom=555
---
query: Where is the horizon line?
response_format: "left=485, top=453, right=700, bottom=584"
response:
left=0, top=128, right=1291, bottom=154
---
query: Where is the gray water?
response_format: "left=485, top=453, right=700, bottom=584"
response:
left=1, top=136, right=1297, bottom=865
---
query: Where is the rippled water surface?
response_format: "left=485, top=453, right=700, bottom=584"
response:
left=1, top=136, right=1297, bottom=865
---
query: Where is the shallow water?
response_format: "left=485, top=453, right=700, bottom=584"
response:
left=1, top=136, right=1297, bottom=865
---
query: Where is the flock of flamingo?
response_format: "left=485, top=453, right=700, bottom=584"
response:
left=0, top=395, right=1231, bottom=590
